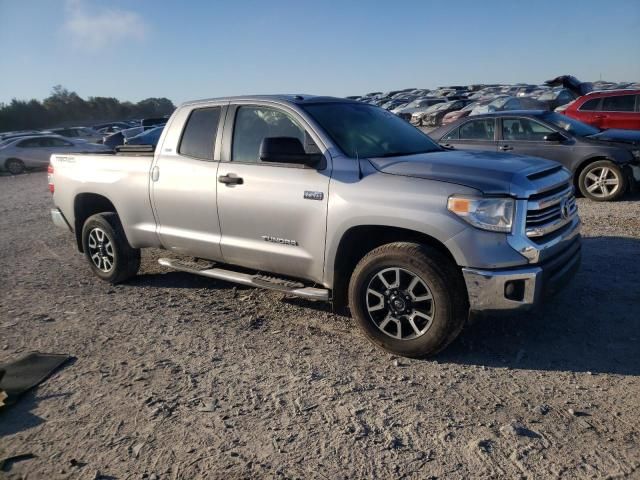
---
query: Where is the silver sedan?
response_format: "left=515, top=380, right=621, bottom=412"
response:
left=0, top=135, right=109, bottom=174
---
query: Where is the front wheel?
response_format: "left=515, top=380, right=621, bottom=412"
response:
left=81, top=213, right=140, bottom=283
left=348, top=242, right=468, bottom=358
left=578, top=160, right=627, bottom=201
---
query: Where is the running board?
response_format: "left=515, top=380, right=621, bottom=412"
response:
left=158, top=258, right=329, bottom=301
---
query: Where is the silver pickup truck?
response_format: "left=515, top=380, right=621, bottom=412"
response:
left=49, top=95, right=581, bottom=357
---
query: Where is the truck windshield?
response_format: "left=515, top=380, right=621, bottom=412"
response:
left=302, top=102, right=441, bottom=158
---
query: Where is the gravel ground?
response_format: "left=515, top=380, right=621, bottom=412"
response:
left=1, top=172, right=639, bottom=479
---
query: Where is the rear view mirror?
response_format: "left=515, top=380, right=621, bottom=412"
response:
left=259, top=137, right=323, bottom=167
left=543, top=131, right=565, bottom=142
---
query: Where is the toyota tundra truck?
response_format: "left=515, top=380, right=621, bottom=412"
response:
left=49, top=95, right=581, bottom=357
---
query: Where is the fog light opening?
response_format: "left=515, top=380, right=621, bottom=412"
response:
left=505, top=280, right=526, bottom=302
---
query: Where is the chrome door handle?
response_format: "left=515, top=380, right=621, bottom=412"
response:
left=151, top=166, right=159, bottom=182
left=218, top=174, right=244, bottom=185
left=499, top=145, right=513, bottom=151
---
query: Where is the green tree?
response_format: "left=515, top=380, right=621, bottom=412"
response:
left=0, top=86, right=175, bottom=132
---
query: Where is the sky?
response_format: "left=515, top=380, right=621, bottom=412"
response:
left=1, top=0, right=639, bottom=105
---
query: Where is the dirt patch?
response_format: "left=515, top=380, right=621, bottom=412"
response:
left=1, top=172, right=639, bottom=479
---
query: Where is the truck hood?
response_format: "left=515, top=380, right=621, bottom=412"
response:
left=368, top=150, right=565, bottom=198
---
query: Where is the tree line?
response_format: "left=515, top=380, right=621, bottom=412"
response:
left=0, top=86, right=175, bottom=132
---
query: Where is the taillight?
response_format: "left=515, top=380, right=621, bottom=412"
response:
left=48, top=164, right=54, bottom=193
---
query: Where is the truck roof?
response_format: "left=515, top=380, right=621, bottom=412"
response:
left=180, top=94, right=359, bottom=108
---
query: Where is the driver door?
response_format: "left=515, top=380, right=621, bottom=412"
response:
left=498, top=117, right=570, bottom=164
left=216, top=103, right=330, bottom=283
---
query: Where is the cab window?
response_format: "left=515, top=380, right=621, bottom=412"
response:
left=232, top=106, right=306, bottom=164
left=178, top=107, right=222, bottom=160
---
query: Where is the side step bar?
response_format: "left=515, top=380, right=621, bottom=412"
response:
left=158, top=258, right=329, bottom=301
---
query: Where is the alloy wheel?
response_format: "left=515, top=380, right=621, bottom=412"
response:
left=87, top=227, right=115, bottom=272
left=365, top=267, right=436, bottom=340
left=584, top=166, right=620, bottom=199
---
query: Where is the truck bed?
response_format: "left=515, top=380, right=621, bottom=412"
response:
left=50, top=149, right=159, bottom=249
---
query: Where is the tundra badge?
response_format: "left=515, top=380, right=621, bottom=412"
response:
left=261, top=235, right=298, bottom=246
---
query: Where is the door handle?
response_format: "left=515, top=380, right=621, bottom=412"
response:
left=594, top=114, right=606, bottom=119
left=151, top=166, right=159, bottom=182
left=499, top=145, right=513, bottom=151
left=218, top=174, right=244, bottom=185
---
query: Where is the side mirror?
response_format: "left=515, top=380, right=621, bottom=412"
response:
left=259, top=137, right=322, bottom=167
left=543, top=131, right=565, bottom=142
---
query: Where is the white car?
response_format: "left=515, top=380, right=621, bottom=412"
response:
left=0, top=135, right=109, bottom=174
left=50, top=126, right=103, bottom=144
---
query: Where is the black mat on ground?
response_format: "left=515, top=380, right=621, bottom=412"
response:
left=0, top=353, right=72, bottom=407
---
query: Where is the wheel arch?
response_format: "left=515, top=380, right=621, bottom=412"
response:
left=73, top=193, right=118, bottom=252
left=330, top=225, right=458, bottom=312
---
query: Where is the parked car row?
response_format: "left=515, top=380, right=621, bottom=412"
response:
left=0, top=117, right=168, bottom=174
left=348, top=79, right=640, bottom=130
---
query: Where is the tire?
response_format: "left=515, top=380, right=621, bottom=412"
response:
left=578, top=160, right=627, bottom=202
left=81, top=213, right=140, bottom=283
left=348, top=242, right=468, bottom=358
left=5, top=158, right=25, bottom=175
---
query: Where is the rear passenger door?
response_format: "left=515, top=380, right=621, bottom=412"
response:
left=216, top=103, right=330, bottom=283
left=151, top=103, right=226, bottom=260
left=439, top=118, right=498, bottom=152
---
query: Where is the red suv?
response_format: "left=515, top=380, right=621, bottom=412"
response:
left=561, top=90, right=640, bottom=130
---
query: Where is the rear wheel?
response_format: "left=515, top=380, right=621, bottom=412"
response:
left=5, top=158, right=25, bottom=175
left=81, top=213, right=140, bottom=283
left=578, top=160, right=626, bottom=201
left=348, top=242, right=468, bottom=358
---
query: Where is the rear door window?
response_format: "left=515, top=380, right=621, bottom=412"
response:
left=458, top=119, right=496, bottom=141
left=578, top=98, right=600, bottom=111
left=601, top=94, right=635, bottom=112
left=17, top=138, right=42, bottom=148
left=178, top=107, right=222, bottom=160
left=46, top=137, right=74, bottom=147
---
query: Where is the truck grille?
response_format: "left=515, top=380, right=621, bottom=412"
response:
left=525, top=181, right=577, bottom=241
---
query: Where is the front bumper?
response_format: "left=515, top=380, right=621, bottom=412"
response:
left=51, top=208, right=72, bottom=231
left=462, top=235, right=581, bottom=314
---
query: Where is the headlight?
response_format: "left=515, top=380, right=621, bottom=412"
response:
left=447, top=195, right=514, bottom=233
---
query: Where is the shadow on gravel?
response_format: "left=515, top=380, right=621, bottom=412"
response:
left=441, top=236, right=640, bottom=376
left=0, top=392, right=44, bottom=437
left=129, top=238, right=639, bottom=376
